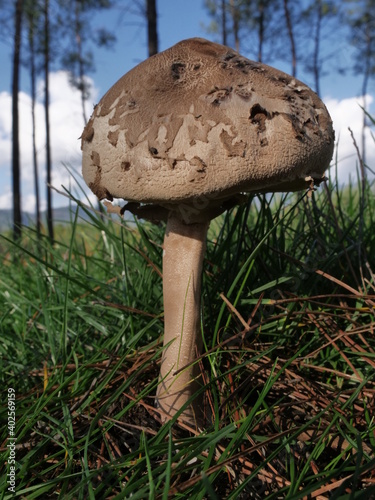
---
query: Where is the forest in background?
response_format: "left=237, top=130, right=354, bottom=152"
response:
left=0, top=0, right=374, bottom=242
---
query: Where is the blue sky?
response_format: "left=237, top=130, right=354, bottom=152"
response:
left=0, top=1, right=373, bottom=212
left=84, top=1, right=368, bottom=102
left=0, top=0, right=366, bottom=98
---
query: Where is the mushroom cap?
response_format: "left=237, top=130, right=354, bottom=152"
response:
left=82, top=38, right=334, bottom=220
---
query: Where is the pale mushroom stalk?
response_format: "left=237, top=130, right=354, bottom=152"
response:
left=157, top=214, right=209, bottom=424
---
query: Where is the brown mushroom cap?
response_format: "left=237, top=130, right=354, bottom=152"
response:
left=82, top=38, right=334, bottom=221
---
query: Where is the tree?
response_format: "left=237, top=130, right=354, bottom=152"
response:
left=238, top=0, right=283, bottom=63
left=229, top=0, right=240, bottom=51
left=300, top=1, right=340, bottom=96
left=283, top=0, right=297, bottom=77
left=203, top=0, right=228, bottom=46
left=146, top=0, right=158, bottom=56
left=58, top=0, right=116, bottom=125
left=203, top=0, right=284, bottom=62
left=44, top=0, right=53, bottom=243
left=70, top=0, right=92, bottom=124
left=311, top=0, right=324, bottom=96
left=11, top=0, right=23, bottom=241
left=345, top=0, right=375, bottom=163
left=203, top=0, right=241, bottom=50
left=56, top=0, right=116, bottom=225
left=25, top=0, right=42, bottom=240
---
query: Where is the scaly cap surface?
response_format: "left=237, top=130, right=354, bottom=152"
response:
left=82, top=38, right=334, bottom=220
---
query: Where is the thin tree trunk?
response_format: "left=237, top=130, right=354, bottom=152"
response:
left=28, top=9, right=41, bottom=240
left=44, top=0, right=54, bottom=243
left=283, top=0, right=297, bottom=77
left=361, top=76, right=369, bottom=167
left=313, top=0, right=322, bottom=96
left=75, top=0, right=88, bottom=124
left=360, top=24, right=372, bottom=166
left=257, top=1, right=264, bottom=62
left=146, top=0, right=158, bottom=56
left=221, top=0, right=227, bottom=46
left=230, top=0, right=239, bottom=52
left=12, top=0, right=23, bottom=241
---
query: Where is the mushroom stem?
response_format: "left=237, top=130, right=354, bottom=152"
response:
left=157, top=212, right=209, bottom=426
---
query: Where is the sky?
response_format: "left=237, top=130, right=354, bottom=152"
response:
left=0, top=1, right=374, bottom=214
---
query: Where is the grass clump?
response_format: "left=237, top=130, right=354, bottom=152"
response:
left=1, top=169, right=375, bottom=498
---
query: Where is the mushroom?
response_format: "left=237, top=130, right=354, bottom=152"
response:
left=81, top=38, right=334, bottom=427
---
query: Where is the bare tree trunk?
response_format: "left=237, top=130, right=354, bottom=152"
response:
left=313, top=0, right=322, bottom=96
left=361, top=74, right=369, bottom=167
left=44, top=0, right=54, bottom=243
left=28, top=8, right=41, bottom=240
left=74, top=0, right=88, bottom=124
left=360, top=22, right=372, bottom=166
left=12, top=0, right=23, bottom=241
left=230, top=0, right=239, bottom=52
left=257, top=1, right=265, bottom=62
left=283, top=0, right=297, bottom=77
left=221, top=0, right=227, bottom=46
left=146, top=0, right=158, bottom=56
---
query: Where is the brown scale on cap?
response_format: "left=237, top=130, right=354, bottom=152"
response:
left=81, top=38, right=334, bottom=428
left=82, top=37, right=334, bottom=224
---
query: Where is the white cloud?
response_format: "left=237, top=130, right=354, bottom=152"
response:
left=0, top=92, right=12, bottom=174
left=0, top=192, right=12, bottom=211
left=324, top=95, right=374, bottom=183
left=22, top=193, right=43, bottom=214
left=0, top=71, right=97, bottom=212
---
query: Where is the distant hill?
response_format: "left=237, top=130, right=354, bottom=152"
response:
left=0, top=210, right=13, bottom=232
left=0, top=206, right=96, bottom=233
left=0, top=204, right=133, bottom=234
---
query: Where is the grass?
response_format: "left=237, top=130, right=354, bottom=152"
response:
left=1, top=165, right=375, bottom=498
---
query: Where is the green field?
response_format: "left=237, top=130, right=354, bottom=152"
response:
left=1, top=167, right=375, bottom=498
